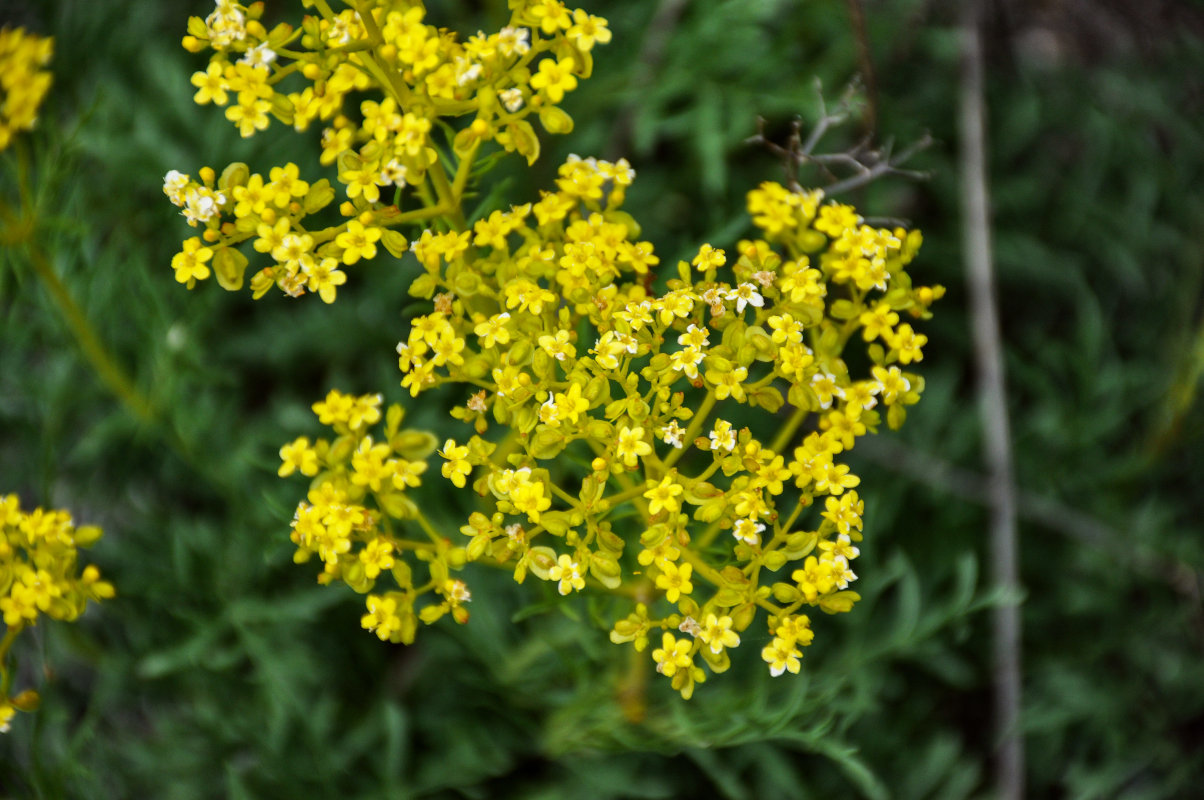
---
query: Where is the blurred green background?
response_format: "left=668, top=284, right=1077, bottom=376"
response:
left=2, top=0, right=1203, bottom=797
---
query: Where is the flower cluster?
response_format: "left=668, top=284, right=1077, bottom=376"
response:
left=388, top=158, right=938, bottom=697
left=279, top=390, right=473, bottom=641
left=174, top=1, right=941, bottom=700
left=0, top=27, right=53, bottom=151
left=0, top=495, right=114, bottom=733
left=273, top=154, right=939, bottom=698
left=165, top=0, right=607, bottom=300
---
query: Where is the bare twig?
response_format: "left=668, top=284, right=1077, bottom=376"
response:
left=960, top=2, right=1024, bottom=798
left=862, top=215, right=913, bottom=228
left=822, top=132, right=932, bottom=195
left=744, top=81, right=931, bottom=197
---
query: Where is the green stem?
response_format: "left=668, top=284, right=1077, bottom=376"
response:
left=755, top=597, right=787, bottom=617
left=412, top=509, right=446, bottom=545
left=601, top=480, right=649, bottom=509
left=490, top=427, right=525, bottom=467
left=451, top=139, right=482, bottom=201
left=675, top=544, right=728, bottom=590
left=0, top=627, right=19, bottom=695
left=587, top=440, right=651, bottom=522
left=548, top=481, right=580, bottom=509
left=695, top=517, right=725, bottom=549
left=769, top=403, right=809, bottom=454
left=351, top=1, right=415, bottom=108
left=26, top=242, right=155, bottom=423
left=768, top=496, right=809, bottom=546
left=427, top=159, right=467, bottom=231
left=387, top=537, right=439, bottom=552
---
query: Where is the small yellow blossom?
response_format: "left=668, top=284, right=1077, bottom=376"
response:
left=615, top=426, right=652, bottom=468
left=761, top=637, right=803, bottom=676
left=530, top=57, right=577, bottom=103
left=361, top=594, right=404, bottom=641
left=692, top=243, right=726, bottom=271
left=278, top=436, right=319, bottom=477
left=699, top=613, right=740, bottom=654
left=644, top=475, right=683, bottom=516
left=548, top=554, right=585, bottom=595
left=172, top=237, right=213, bottom=285
left=336, top=220, right=382, bottom=265
left=652, top=633, right=693, bottom=677
left=439, top=439, right=472, bottom=488
left=655, top=561, right=693, bottom=603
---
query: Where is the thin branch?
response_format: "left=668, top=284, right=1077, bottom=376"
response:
left=960, top=2, right=1024, bottom=798
left=821, top=133, right=932, bottom=196
left=744, top=81, right=931, bottom=197
left=862, top=215, right=913, bottom=228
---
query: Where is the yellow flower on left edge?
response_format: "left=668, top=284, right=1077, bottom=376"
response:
left=0, top=27, right=53, bottom=152
left=0, top=494, right=113, bottom=733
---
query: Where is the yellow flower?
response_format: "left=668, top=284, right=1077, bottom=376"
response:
left=888, top=323, right=927, bottom=364
left=615, top=426, right=652, bottom=468
left=163, top=0, right=938, bottom=684
left=548, top=554, right=585, bottom=595
left=699, top=613, right=740, bottom=654
left=792, top=555, right=836, bottom=602
left=334, top=219, right=380, bottom=265
left=0, top=493, right=110, bottom=732
left=268, top=163, right=310, bottom=206
left=692, top=243, right=726, bottom=270
left=761, top=636, right=802, bottom=676
left=552, top=383, right=590, bottom=426
left=350, top=436, right=394, bottom=493
left=652, top=632, right=693, bottom=677
left=439, top=439, right=472, bottom=488
left=342, top=167, right=382, bottom=203
left=530, top=57, right=577, bottom=103
left=859, top=301, right=898, bottom=342
left=731, top=518, right=764, bottom=546
left=655, top=561, right=693, bottom=603
left=566, top=10, right=611, bottom=50
left=644, top=475, right=683, bottom=516
left=190, top=62, right=228, bottom=105
left=815, top=203, right=860, bottom=238
left=305, top=258, right=347, bottom=304
left=0, top=28, right=53, bottom=151
left=361, top=594, right=403, bottom=642
left=529, top=0, right=572, bottom=34
left=0, top=578, right=39, bottom=627
left=820, top=492, right=864, bottom=537
left=225, top=94, right=271, bottom=137
left=171, top=237, right=213, bottom=285
left=871, top=365, right=912, bottom=405
left=278, top=436, right=319, bottom=477
left=474, top=313, right=512, bottom=348
left=359, top=539, right=395, bottom=579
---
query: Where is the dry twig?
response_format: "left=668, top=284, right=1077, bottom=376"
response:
left=744, top=80, right=931, bottom=198
left=959, top=2, right=1024, bottom=797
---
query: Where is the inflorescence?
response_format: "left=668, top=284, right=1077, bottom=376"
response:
left=0, top=495, right=114, bottom=732
left=168, top=0, right=941, bottom=699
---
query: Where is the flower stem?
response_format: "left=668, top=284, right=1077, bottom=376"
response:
left=26, top=240, right=155, bottom=423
